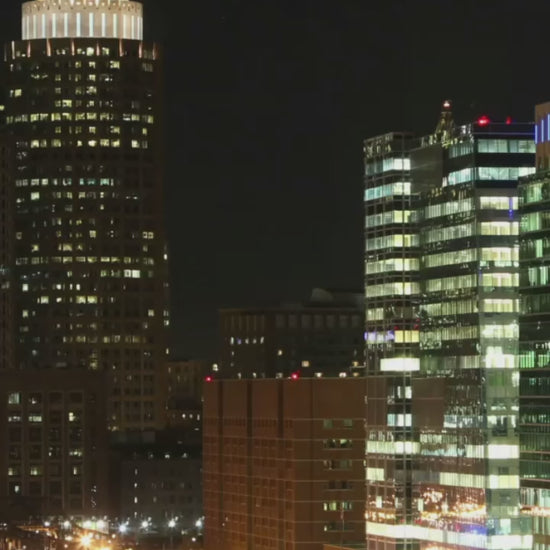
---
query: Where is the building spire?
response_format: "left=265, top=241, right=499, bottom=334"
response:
left=433, top=99, right=454, bottom=144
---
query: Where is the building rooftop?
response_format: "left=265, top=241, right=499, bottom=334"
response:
left=22, top=0, right=143, bottom=40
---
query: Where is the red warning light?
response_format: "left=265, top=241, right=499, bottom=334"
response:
left=506, top=116, right=512, bottom=125
left=290, top=372, right=300, bottom=380
left=205, top=376, right=213, bottom=383
left=477, top=115, right=491, bottom=126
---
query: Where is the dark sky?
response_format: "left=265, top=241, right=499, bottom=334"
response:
left=1, top=1, right=549, bottom=358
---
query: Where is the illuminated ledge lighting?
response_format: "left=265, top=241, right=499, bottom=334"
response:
left=366, top=522, right=532, bottom=550
left=380, top=357, right=419, bottom=372
left=522, top=506, right=550, bottom=517
left=22, top=0, right=143, bottom=40
left=366, top=441, right=419, bottom=455
left=420, top=443, right=519, bottom=460
left=438, top=472, right=519, bottom=489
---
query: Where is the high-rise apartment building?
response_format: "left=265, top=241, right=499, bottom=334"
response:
left=518, top=102, right=550, bottom=549
left=0, top=0, right=169, bottom=431
left=364, top=103, right=536, bottom=550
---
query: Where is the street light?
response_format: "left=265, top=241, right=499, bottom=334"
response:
left=137, top=519, right=150, bottom=548
left=167, top=519, right=176, bottom=550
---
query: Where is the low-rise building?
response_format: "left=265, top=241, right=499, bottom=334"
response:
left=219, top=288, right=364, bottom=379
left=116, top=432, right=202, bottom=532
left=0, top=369, right=109, bottom=519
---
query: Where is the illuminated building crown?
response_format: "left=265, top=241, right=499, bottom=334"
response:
left=21, top=0, right=143, bottom=40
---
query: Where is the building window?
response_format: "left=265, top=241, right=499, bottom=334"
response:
left=8, top=392, right=21, bottom=405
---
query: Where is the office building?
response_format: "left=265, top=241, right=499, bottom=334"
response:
left=364, top=103, right=536, bottom=550
left=162, top=359, right=205, bottom=440
left=364, top=129, right=420, bottom=550
left=203, top=378, right=366, bottom=550
left=1, top=0, right=170, bottom=431
left=219, top=288, right=364, bottom=379
left=117, top=435, right=202, bottom=531
left=0, top=368, right=109, bottom=519
left=518, top=102, right=550, bottom=549
left=0, top=135, right=15, bottom=372
left=413, top=110, right=533, bottom=550
left=165, top=359, right=208, bottom=405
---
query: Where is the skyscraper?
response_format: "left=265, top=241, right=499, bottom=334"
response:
left=1, top=0, right=169, bottom=432
left=364, top=104, right=536, bottom=550
left=412, top=111, right=534, bottom=550
left=364, top=130, right=420, bottom=550
left=518, top=102, right=550, bottom=550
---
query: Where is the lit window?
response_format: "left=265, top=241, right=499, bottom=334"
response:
left=8, top=393, right=21, bottom=405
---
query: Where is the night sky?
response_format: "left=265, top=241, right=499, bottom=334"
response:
left=1, top=1, right=549, bottom=358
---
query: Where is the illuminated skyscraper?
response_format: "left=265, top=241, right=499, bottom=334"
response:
left=364, top=104, right=536, bottom=550
left=1, top=0, right=169, bottom=432
left=518, top=102, right=550, bottom=549
left=364, top=131, right=420, bottom=550
left=412, top=110, right=534, bottom=550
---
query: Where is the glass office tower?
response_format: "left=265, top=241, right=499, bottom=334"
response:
left=412, top=113, right=535, bottom=550
left=1, top=0, right=170, bottom=432
left=519, top=102, right=550, bottom=550
left=365, top=103, right=536, bottom=550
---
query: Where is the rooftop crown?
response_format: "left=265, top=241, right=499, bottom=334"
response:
left=21, top=0, right=143, bottom=40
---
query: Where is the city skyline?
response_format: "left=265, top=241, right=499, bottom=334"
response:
left=1, top=1, right=549, bottom=359
left=2, top=1, right=550, bottom=548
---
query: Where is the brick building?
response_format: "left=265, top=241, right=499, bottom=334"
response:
left=203, top=377, right=366, bottom=550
